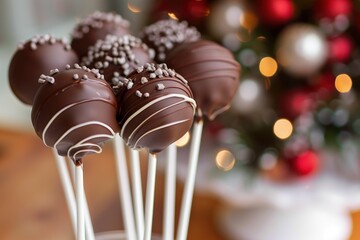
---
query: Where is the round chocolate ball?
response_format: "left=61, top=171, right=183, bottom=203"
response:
left=31, top=64, right=119, bottom=163
left=166, top=40, right=241, bottom=120
left=141, top=19, right=200, bottom=62
left=8, top=35, right=78, bottom=105
left=117, top=63, right=196, bottom=153
left=71, top=11, right=130, bottom=59
left=82, top=35, right=155, bottom=88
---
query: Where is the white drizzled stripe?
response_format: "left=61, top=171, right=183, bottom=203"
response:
left=134, top=119, right=191, bottom=148
left=208, top=104, right=231, bottom=121
left=41, top=99, right=113, bottom=146
left=72, top=148, right=100, bottom=162
left=69, top=134, right=113, bottom=160
left=120, top=94, right=196, bottom=138
left=52, top=121, right=115, bottom=159
left=126, top=99, right=191, bottom=145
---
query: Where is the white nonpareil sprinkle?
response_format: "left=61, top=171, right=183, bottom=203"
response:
left=156, top=83, right=165, bottom=90
left=30, top=43, right=37, bottom=50
left=141, top=19, right=200, bottom=60
left=73, top=74, right=79, bottom=80
left=137, top=66, right=144, bottom=73
left=38, top=75, right=55, bottom=84
left=144, top=92, right=150, bottom=97
left=136, top=90, right=142, bottom=97
left=17, top=43, right=24, bottom=50
left=127, top=81, right=134, bottom=89
left=80, top=34, right=154, bottom=83
left=50, top=69, right=59, bottom=75
left=71, top=12, right=129, bottom=39
left=155, top=68, right=163, bottom=76
left=141, top=77, right=148, bottom=84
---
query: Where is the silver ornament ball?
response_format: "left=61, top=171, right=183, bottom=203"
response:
left=276, top=24, right=328, bottom=77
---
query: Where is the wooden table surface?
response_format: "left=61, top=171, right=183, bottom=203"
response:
left=0, top=127, right=359, bottom=240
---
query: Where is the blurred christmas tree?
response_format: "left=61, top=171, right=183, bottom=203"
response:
left=147, top=0, right=360, bottom=180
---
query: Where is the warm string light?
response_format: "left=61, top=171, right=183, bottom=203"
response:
left=168, top=13, right=179, bottom=20
left=259, top=57, right=278, bottom=77
left=127, top=3, right=141, bottom=13
left=335, top=73, right=352, bottom=93
left=215, top=149, right=236, bottom=171
left=175, top=132, right=190, bottom=147
left=240, top=11, right=258, bottom=31
left=273, top=118, right=293, bottom=140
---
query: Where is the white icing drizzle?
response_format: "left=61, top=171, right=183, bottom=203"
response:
left=126, top=98, right=192, bottom=145
left=41, top=100, right=116, bottom=159
left=208, top=104, right=231, bottom=121
left=53, top=121, right=115, bottom=148
left=52, top=121, right=115, bottom=159
left=68, top=134, right=113, bottom=160
left=133, top=119, right=191, bottom=148
left=120, top=94, right=196, bottom=140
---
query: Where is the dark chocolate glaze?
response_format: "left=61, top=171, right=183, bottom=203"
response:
left=117, top=63, right=196, bottom=153
left=82, top=35, right=154, bottom=88
left=31, top=65, right=119, bottom=161
left=8, top=35, right=78, bottom=105
left=166, top=40, right=241, bottom=120
left=71, top=12, right=130, bottom=59
left=141, top=19, right=200, bottom=62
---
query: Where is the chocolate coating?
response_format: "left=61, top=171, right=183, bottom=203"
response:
left=8, top=35, right=78, bottom=105
left=141, top=19, right=200, bottom=62
left=31, top=64, right=119, bottom=162
left=82, top=35, right=155, bottom=88
left=71, top=11, right=130, bottom=59
left=166, top=40, right=240, bottom=120
left=117, top=63, right=196, bottom=153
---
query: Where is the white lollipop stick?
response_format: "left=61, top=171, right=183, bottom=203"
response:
left=68, top=159, right=95, bottom=240
left=177, top=120, right=204, bottom=240
left=143, top=153, right=157, bottom=240
left=75, top=163, right=85, bottom=240
left=163, top=143, right=177, bottom=240
left=52, top=150, right=77, bottom=234
left=114, top=134, right=137, bottom=240
left=129, top=149, right=145, bottom=239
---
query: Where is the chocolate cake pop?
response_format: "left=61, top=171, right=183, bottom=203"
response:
left=166, top=40, right=240, bottom=120
left=31, top=64, right=119, bottom=163
left=8, top=34, right=78, bottom=105
left=141, top=19, right=200, bottom=62
left=71, top=11, right=130, bottom=59
left=82, top=35, right=155, bottom=88
left=116, top=63, right=196, bottom=153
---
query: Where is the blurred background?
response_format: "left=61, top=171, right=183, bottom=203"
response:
left=2, top=0, right=360, bottom=239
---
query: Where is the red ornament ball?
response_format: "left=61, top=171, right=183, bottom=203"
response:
left=280, top=89, right=314, bottom=119
left=312, top=71, right=336, bottom=100
left=291, top=150, right=319, bottom=176
left=314, top=0, right=352, bottom=20
left=185, top=0, right=209, bottom=20
left=256, top=0, right=295, bottom=26
left=328, top=35, right=352, bottom=62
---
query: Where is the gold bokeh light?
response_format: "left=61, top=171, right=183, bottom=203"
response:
left=215, top=150, right=235, bottom=171
left=335, top=74, right=352, bottom=93
left=175, top=132, right=190, bottom=147
left=259, top=57, right=278, bottom=77
left=273, top=118, right=293, bottom=140
left=240, top=11, right=258, bottom=31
